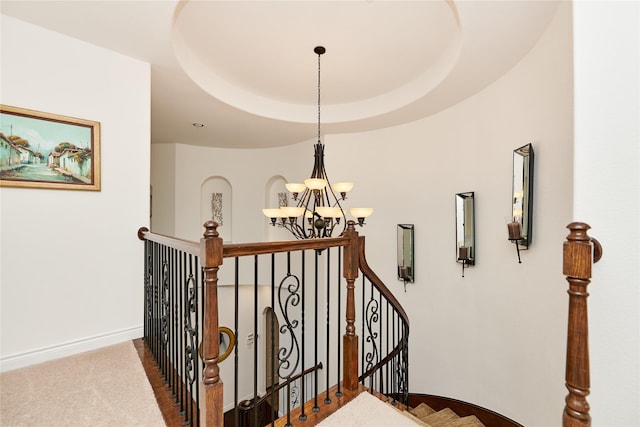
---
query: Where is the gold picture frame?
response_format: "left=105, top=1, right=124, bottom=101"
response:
left=0, top=104, right=101, bottom=191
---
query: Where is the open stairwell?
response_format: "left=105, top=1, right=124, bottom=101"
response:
left=137, top=221, right=599, bottom=427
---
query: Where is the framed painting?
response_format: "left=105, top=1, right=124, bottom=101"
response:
left=0, top=105, right=101, bottom=191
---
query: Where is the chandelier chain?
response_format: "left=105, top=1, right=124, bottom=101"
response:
left=317, top=50, right=321, bottom=143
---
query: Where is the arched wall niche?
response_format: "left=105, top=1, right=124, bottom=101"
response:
left=264, top=175, right=293, bottom=241
left=201, top=176, right=232, bottom=242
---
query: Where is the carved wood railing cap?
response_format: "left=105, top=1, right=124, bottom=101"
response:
left=566, top=222, right=591, bottom=242
left=137, top=226, right=149, bottom=240
left=566, top=222, right=603, bottom=263
left=203, top=221, right=220, bottom=239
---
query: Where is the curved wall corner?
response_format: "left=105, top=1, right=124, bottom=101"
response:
left=201, top=176, right=232, bottom=242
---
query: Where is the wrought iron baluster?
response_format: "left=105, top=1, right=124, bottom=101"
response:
left=277, top=250, right=303, bottom=426
left=364, top=280, right=379, bottom=393
left=324, top=247, right=331, bottom=405
left=233, top=257, right=240, bottom=427
left=385, top=300, right=390, bottom=396
left=313, top=250, right=319, bottom=412
left=253, top=255, right=259, bottom=427
left=193, top=261, right=201, bottom=426
left=360, top=275, right=365, bottom=386
left=178, top=252, right=186, bottom=418
left=270, top=253, right=276, bottom=426
left=378, top=288, right=383, bottom=393
left=392, top=311, right=396, bottom=405
left=161, top=245, right=169, bottom=381
left=300, top=250, right=307, bottom=421
left=336, top=246, right=342, bottom=397
left=143, top=241, right=153, bottom=350
left=183, top=254, right=199, bottom=425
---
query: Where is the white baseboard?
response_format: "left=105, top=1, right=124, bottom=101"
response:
left=0, top=326, right=143, bottom=373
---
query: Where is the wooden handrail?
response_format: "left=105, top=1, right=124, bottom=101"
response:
left=357, top=234, right=410, bottom=388
left=137, top=227, right=200, bottom=256
left=357, top=236, right=410, bottom=330
left=137, top=227, right=350, bottom=258
left=223, top=235, right=350, bottom=258
left=562, top=222, right=602, bottom=427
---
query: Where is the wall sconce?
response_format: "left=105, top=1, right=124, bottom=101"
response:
left=508, top=143, right=534, bottom=263
left=397, top=224, right=414, bottom=291
left=456, top=192, right=475, bottom=277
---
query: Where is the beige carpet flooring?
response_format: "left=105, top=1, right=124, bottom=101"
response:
left=316, top=391, right=423, bottom=427
left=0, top=341, right=165, bottom=427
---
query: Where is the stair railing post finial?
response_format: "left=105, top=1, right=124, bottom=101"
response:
left=343, top=220, right=360, bottom=391
left=562, top=222, right=601, bottom=427
left=201, top=221, right=224, bottom=427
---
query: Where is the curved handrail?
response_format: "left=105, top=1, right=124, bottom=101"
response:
left=356, top=235, right=410, bottom=384
left=357, top=236, right=410, bottom=327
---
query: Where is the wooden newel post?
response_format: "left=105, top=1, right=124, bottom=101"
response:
left=562, top=222, right=602, bottom=427
left=201, top=221, right=224, bottom=427
left=343, top=221, right=360, bottom=391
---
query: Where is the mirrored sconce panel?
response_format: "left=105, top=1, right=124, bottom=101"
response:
left=456, top=192, right=475, bottom=277
left=509, top=144, right=535, bottom=254
left=456, top=192, right=475, bottom=263
left=397, top=224, right=414, bottom=286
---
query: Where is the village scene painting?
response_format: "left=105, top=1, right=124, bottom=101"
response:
left=0, top=105, right=100, bottom=191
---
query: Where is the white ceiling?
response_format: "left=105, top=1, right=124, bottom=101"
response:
left=1, top=1, right=561, bottom=149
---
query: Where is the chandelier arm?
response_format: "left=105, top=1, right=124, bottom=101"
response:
left=285, top=220, right=307, bottom=240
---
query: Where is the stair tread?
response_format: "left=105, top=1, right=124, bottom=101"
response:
left=409, top=402, right=437, bottom=418
left=423, top=408, right=459, bottom=425
left=407, top=401, right=488, bottom=427
left=447, top=415, right=485, bottom=427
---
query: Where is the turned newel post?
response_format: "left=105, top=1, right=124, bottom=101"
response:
left=563, top=222, right=602, bottom=427
left=343, top=221, right=360, bottom=391
left=201, top=221, right=224, bottom=427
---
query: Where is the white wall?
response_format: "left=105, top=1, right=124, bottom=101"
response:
left=150, top=143, right=175, bottom=235
left=0, top=16, right=150, bottom=370
left=329, top=4, right=573, bottom=425
left=152, top=4, right=576, bottom=426
left=573, top=2, right=640, bottom=425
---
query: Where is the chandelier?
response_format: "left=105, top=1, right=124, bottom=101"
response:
left=262, top=46, right=373, bottom=239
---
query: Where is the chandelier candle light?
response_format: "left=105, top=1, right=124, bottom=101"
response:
left=262, top=46, right=373, bottom=239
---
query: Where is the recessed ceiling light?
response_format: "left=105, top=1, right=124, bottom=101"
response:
left=192, top=122, right=205, bottom=128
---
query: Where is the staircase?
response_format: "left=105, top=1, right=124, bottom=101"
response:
left=406, top=403, right=485, bottom=427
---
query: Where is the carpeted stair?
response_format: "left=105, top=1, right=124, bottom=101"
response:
left=405, top=402, right=486, bottom=427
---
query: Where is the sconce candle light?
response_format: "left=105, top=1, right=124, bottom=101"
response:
left=397, top=224, right=415, bottom=291
left=507, top=221, right=522, bottom=240
left=508, top=143, right=534, bottom=263
left=456, top=192, right=475, bottom=277
left=507, top=220, right=524, bottom=263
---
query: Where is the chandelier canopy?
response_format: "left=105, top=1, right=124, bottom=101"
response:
left=262, top=46, right=373, bottom=239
